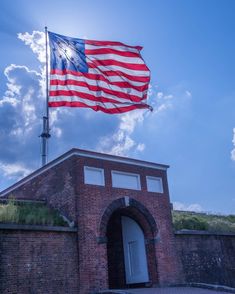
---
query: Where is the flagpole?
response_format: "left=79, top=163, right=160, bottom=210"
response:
left=40, top=26, right=50, bottom=166
left=45, top=26, right=49, bottom=132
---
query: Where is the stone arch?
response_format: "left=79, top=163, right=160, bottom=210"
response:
left=99, top=197, right=159, bottom=288
left=99, top=197, right=158, bottom=241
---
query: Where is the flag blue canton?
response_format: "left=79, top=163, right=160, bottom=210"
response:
left=48, top=32, right=88, bottom=73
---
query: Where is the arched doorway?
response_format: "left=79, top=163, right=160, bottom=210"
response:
left=105, top=201, right=157, bottom=289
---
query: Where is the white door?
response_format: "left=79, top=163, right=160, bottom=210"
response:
left=121, top=216, right=149, bottom=284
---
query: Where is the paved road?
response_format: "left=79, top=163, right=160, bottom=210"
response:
left=124, top=287, right=233, bottom=294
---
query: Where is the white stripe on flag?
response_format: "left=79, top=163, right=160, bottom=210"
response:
left=50, top=85, right=146, bottom=103
left=51, top=73, right=147, bottom=87
left=87, top=64, right=150, bottom=77
left=86, top=54, right=145, bottom=64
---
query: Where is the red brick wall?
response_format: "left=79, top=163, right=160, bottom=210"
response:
left=0, top=229, right=79, bottom=294
left=3, top=153, right=184, bottom=293
left=4, top=156, right=78, bottom=222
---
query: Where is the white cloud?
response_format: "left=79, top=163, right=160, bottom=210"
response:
left=97, top=110, right=146, bottom=156
left=17, top=31, right=47, bottom=99
left=0, top=162, right=32, bottom=179
left=18, top=31, right=46, bottom=63
left=156, top=91, right=173, bottom=101
left=157, top=92, right=164, bottom=99
left=185, top=90, right=192, bottom=97
left=231, top=128, right=235, bottom=161
left=4, top=64, right=40, bottom=80
left=150, top=90, right=174, bottom=115
left=136, top=143, right=145, bottom=152
left=0, top=56, right=45, bottom=183
left=173, top=201, right=203, bottom=212
left=2, top=64, right=43, bottom=135
left=52, top=126, right=62, bottom=138
left=96, top=85, right=185, bottom=156
left=147, top=83, right=153, bottom=97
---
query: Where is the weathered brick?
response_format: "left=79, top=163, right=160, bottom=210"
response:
left=175, top=232, right=235, bottom=288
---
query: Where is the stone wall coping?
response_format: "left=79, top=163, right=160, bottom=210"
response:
left=0, top=223, right=78, bottom=232
left=175, top=229, right=235, bottom=236
left=0, top=198, right=46, bottom=204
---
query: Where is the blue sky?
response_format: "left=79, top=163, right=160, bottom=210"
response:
left=0, top=0, right=235, bottom=214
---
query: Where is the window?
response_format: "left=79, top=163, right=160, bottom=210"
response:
left=146, top=176, right=163, bottom=193
left=111, top=171, right=141, bottom=190
left=84, top=166, right=104, bottom=186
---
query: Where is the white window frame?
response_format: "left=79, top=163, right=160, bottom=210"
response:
left=111, top=170, right=141, bottom=190
left=146, top=176, right=163, bottom=193
left=84, top=166, right=105, bottom=186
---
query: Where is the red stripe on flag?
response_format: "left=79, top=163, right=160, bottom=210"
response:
left=48, top=101, right=149, bottom=113
left=85, top=48, right=141, bottom=58
left=50, top=78, right=149, bottom=93
left=86, top=59, right=148, bottom=71
left=49, top=90, right=146, bottom=104
left=85, top=40, right=142, bottom=51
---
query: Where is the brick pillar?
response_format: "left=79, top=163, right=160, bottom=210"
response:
left=154, top=223, right=184, bottom=285
left=78, top=214, right=108, bottom=294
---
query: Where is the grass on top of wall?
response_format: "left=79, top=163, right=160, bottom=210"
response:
left=172, top=210, right=235, bottom=233
left=0, top=199, right=68, bottom=227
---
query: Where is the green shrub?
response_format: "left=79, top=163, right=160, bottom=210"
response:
left=207, top=219, right=235, bottom=233
left=226, top=215, right=235, bottom=223
left=173, top=214, right=208, bottom=231
left=172, top=211, right=235, bottom=233
left=0, top=200, right=68, bottom=227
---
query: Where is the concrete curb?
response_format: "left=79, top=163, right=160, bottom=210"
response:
left=93, top=290, right=132, bottom=294
left=94, top=284, right=235, bottom=294
left=172, top=283, right=235, bottom=293
left=175, top=230, right=235, bottom=236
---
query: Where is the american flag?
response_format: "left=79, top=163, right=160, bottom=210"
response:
left=48, top=32, right=151, bottom=114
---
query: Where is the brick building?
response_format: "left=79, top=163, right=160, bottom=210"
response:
left=0, top=148, right=183, bottom=293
